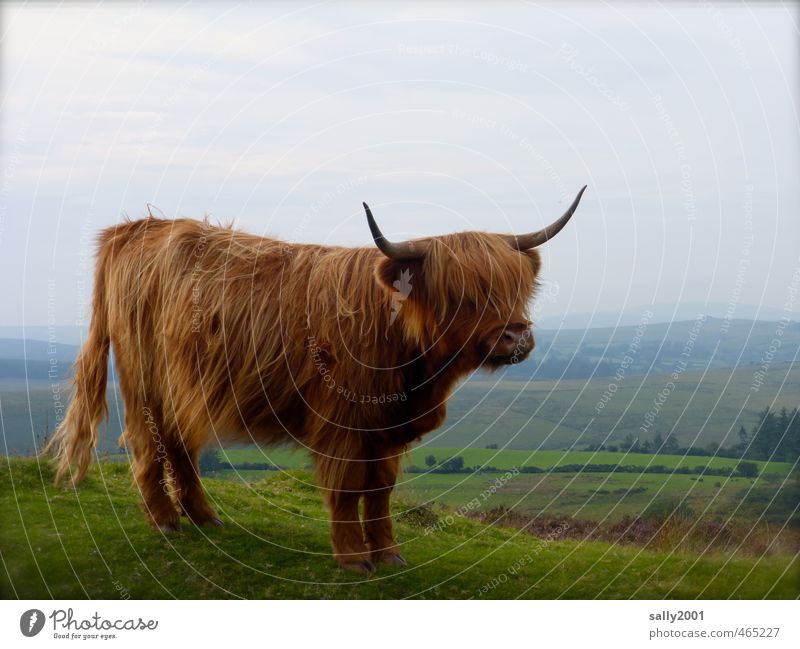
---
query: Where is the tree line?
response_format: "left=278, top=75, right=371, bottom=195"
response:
left=739, top=407, right=799, bottom=463
left=601, top=407, right=799, bottom=464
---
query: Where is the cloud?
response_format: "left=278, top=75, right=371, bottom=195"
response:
left=0, top=2, right=797, bottom=326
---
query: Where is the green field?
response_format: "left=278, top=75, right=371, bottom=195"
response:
left=4, top=362, right=799, bottom=455
left=201, top=362, right=800, bottom=456
left=436, top=362, right=800, bottom=450
left=396, top=471, right=797, bottom=524
left=219, top=446, right=794, bottom=475
left=214, top=469, right=782, bottom=524
left=2, top=458, right=797, bottom=599
left=214, top=447, right=797, bottom=525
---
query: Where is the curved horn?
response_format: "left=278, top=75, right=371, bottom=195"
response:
left=363, top=202, right=428, bottom=260
left=508, top=185, right=587, bottom=250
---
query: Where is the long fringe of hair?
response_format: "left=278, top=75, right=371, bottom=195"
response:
left=46, top=216, right=539, bottom=489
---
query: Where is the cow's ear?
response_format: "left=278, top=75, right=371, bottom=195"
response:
left=524, top=249, right=542, bottom=277
left=374, top=257, right=422, bottom=294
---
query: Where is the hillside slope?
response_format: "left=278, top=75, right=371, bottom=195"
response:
left=439, top=361, right=800, bottom=450
left=1, top=458, right=796, bottom=599
left=4, top=362, right=798, bottom=454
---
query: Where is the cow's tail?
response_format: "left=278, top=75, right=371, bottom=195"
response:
left=44, top=251, right=110, bottom=486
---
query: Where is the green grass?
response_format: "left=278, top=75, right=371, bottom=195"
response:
left=220, top=446, right=314, bottom=468
left=1, top=457, right=797, bottom=599
left=219, top=446, right=794, bottom=475
left=394, top=471, right=796, bottom=523
left=409, top=448, right=793, bottom=474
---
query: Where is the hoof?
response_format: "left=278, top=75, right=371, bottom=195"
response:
left=341, top=559, right=376, bottom=574
left=182, top=506, right=223, bottom=527
left=155, top=520, right=182, bottom=533
left=379, top=553, right=407, bottom=567
left=199, top=517, right=224, bottom=528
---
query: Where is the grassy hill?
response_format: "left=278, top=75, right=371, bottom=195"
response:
left=2, top=458, right=797, bottom=599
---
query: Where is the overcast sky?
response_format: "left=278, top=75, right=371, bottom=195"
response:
left=1, top=1, right=798, bottom=331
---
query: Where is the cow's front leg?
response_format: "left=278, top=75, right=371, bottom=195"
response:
left=327, top=489, right=373, bottom=572
left=314, top=448, right=373, bottom=572
left=363, top=450, right=405, bottom=566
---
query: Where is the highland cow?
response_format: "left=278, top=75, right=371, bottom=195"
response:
left=46, top=186, right=586, bottom=572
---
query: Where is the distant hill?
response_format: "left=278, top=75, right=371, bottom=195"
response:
left=535, top=302, right=791, bottom=329
left=501, top=317, right=800, bottom=381
left=443, top=362, right=800, bottom=451
left=0, top=317, right=796, bottom=454
left=0, top=358, right=73, bottom=381
left=0, top=382, right=124, bottom=455
left=0, top=338, right=79, bottom=380
left=0, top=326, right=88, bottom=347
left=0, top=338, right=79, bottom=361
left=0, top=300, right=792, bottom=344
left=3, top=362, right=797, bottom=455
left=1, top=316, right=797, bottom=381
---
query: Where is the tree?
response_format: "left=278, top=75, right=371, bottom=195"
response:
left=199, top=449, right=223, bottom=474
left=735, top=424, right=749, bottom=456
left=750, top=408, right=778, bottom=461
left=789, top=408, right=800, bottom=464
left=746, top=407, right=800, bottom=463
left=735, top=461, right=759, bottom=478
left=439, top=456, right=465, bottom=473
left=424, top=454, right=437, bottom=468
left=653, top=433, right=664, bottom=453
left=622, top=434, right=640, bottom=453
left=738, top=424, right=749, bottom=445
left=663, top=434, right=680, bottom=454
left=776, top=407, right=792, bottom=462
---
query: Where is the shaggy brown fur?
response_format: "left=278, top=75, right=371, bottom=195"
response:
left=46, top=215, right=542, bottom=570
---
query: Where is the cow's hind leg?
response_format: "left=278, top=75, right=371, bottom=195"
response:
left=314, top=443, right=372, bottom=572
left=126, top=406, right=182, bottom=532
left=363, top=449, right=405, bottom=566
left=166, top=437, right=222, bottom=527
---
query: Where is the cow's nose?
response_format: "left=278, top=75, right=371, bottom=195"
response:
left=495, top=324, right=534, bottom=357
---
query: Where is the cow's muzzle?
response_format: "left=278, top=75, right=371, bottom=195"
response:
left=488, top=323, right=535, bottom=364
